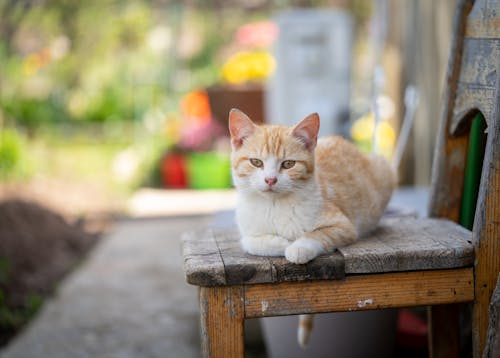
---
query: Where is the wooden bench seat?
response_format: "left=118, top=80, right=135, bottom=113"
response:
left=182, top=216, right=476, bottom=357
left=182, top=216, right=474, bottom=287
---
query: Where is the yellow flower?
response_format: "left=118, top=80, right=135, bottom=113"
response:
left=221, top=51, right=275, bottom=84
left=375, top=121, right=396, bottom=151
left=351, top=113, right=396, bottom=158
left=351, top=113, right=375, bottom=142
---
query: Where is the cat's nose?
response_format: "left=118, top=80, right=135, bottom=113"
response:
left=265, top=177, right=278, bottom=186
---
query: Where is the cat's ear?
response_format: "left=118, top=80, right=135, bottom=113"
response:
left=292, top=113, right=320, bottom=151
left=229, top=108, right=256, bottom=149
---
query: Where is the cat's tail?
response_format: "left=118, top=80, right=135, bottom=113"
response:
left=297, top=314, right=314, bottom=348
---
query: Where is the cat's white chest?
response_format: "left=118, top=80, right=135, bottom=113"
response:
left=236, top=192, right=321, bottom=240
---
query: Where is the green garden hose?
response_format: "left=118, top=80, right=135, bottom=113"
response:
left=459, top=113, right=487, bottom=230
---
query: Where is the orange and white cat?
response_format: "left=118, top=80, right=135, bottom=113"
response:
left=229, top=108, right=395, bottom=264
left=229, top=108, right=396, bottom=347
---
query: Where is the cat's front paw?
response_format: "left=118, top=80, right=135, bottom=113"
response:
left=285, top=238, right=325, bottom=264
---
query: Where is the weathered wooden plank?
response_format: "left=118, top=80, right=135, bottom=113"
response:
left=214, top=230, right=276, bottom=285
left=182, top=230, right=226, bottom=286
left=244, top=268, right=475, bottom=318
left=428, top=0, right=474, bottom=221
left=452, top=83, right=495, bottom=133
left=457, top=39, right=499, bottom=89
left=472, top=71, right=500, bottom=357
left=483, top=274, right=500, bottom=358
left=465, top=0, right=500, bottom=39
left=199, top=286, right=244, bottom=358
left=215, top=230, right=344, bottom=285
left=183, top=229, right=342, bottom=286
left=339, top=217, right=473, bottom=274
left=451, top=38, right=499, bottom=133
left=264, top=253, right=345, bottom=283
left=428, top=1, right=484, bottom=356
left=183, top=216, right=473, bottom=286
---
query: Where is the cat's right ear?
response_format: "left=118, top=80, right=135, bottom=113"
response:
left=229, top=109, right=256, bottom=149
left=292, top=113, right=320, bottom=151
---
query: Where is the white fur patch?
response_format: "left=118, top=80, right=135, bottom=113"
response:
left=285, top=238, right=325, bottom=264
left=235, top=182, right=322, bottom=242
left=241, top=234, right=290, bottom=256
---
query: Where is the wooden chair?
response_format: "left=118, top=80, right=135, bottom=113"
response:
left=182, top=0, right=499, bottom=356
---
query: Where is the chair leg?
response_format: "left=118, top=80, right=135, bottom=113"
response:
left=199, top=286, right=245, bottom=358
left=428, top=304, right=461, bottom=358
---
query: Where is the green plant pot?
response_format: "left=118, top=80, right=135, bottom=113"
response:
left=186, top=152, right=231, bottom=189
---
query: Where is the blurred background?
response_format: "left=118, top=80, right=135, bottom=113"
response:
left=0, top=0, right=456, bottom=215
left=0, top=0, right=457, bottom=357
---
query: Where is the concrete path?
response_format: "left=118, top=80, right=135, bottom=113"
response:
left=1, top=215, right=211, bottom=358
left=126, top=189, right=236, bottom=218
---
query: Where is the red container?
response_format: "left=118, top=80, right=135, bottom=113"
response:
left=161, top=153, right=187, bottom=188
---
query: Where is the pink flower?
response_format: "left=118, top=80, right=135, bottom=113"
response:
left=235, top=21, right=278, bottom=48
left=179, top=119, right=226, bottom=152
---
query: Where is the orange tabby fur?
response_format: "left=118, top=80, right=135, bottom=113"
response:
left=230, top=109, right=395, bottom=260
left=229, top=109, right=396, bottom=347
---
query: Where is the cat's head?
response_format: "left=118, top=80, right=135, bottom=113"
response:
left=228, top=109, right=319, bottom=196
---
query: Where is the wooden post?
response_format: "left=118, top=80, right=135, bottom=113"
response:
left=199, top=286, right=245, bottom=358
left=483, top=274, right=500, bottom=357
left=428, top=305, right=461, bottom=358
left=472, top=75, right=500, bottom=357
left=427, top=1, right=474, bottom=357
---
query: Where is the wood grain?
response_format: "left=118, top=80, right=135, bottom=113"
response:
left=182, top=230, right=226, bottom=286
left=182, top=218, right=473, bottom=287
left=429, top=0, right=473, bottom=222
left=483, top=274, right=500, bottom=357
left=428, top=1, right=480, bottom=356
left=199, top=286, right=245, bottom=358
left=244, top=269, right=475, bottom=318
left=183, top=229, right=344, bottom=286
left=472, top=67, right=500, bottom=357
left=451, top=37, right=499, bottom=134
left=465, top=0, right=500, bottom=38
left=339, top=217, right=473, bottom=274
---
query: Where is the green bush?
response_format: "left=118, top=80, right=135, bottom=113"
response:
left=0, top=129, right=30, bottom=181
left=1, top=97, right=67, bottom=129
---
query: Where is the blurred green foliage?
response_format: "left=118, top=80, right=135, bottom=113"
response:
left=0, top=1, right=366, bottom=188
left=0, top=0, right=240, bottom=131
left=0, top=129, right=31, bottom=181
left=0, top=0, right=236, bottom=185
left=1, top=1, right=169, bottom=127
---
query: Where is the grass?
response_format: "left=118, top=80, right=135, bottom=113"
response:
left=0, top=123, right=169, bottom=215
left=31, top=139, right=130, bottom=187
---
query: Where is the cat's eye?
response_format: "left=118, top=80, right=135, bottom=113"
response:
left=281, top=160, right=296, bottom=169
left=249, top=158, right=263, bottom=168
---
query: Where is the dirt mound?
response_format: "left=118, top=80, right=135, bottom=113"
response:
left=0, top=199, right=101, bottom=346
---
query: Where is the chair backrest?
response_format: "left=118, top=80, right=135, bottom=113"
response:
left=428, top=0, right=499, bottom=355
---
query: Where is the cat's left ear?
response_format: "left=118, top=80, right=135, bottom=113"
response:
left=229, top=108, right=256, bottom=150
left=292, top=113, right=320, bottom=151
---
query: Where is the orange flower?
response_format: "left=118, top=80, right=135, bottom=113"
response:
left=181, top=90, right=212, bottom=126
